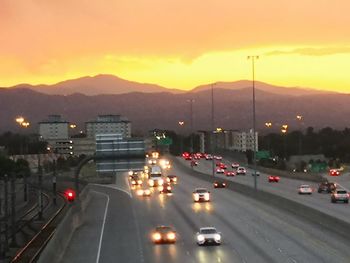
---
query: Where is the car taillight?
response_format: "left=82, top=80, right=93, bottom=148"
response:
left=347, top=193, right=350, bottom=198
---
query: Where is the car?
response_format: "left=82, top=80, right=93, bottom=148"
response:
left=231, top=162, right=240, bottom=169
left=219, top=163, right=227, bottom=169
left=191, top=160, right=199, bottom=166
left=318, top=182, right=336, bottom=193
left=298, top=184, right=313, bottom=195
left=224, top=171, right=235, bottom=177
left=268, top=175, right=280, bottom=183
left=193, top=188, right=211, bottom=202
left=216, top=168, right=225, bottom=174
left=130, top=175, right=142, bottom=186
left=151, top=226, right=177, bottom=244
left=214, top=155, right=222, bottom=160
left=166, top=175, right=178, bottom=184
left=331, top=189, right=349, bottom=203
left=205, top=154, right=213, bottom=160
left=329, top=169, right=340, bottom=176
left=213, top=181, right=226, bottom=188
left=136, top=188, right=151, bottom=197
left=236, top=167, right=246, bottom=175
left=196, top=227, right=222, bottom=246
left=148, top=173, right=164, bottom=187
left=159, top=183, right=172, bottom=194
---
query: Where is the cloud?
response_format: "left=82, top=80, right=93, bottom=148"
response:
left=265, top=47, right=350, bottom=56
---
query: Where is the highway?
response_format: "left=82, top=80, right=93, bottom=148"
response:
left=60, top=159, right=350, bottom=263
left=186, top=156, right=350, bottom=224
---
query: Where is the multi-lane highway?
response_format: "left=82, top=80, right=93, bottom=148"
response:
left=186, top=156, right=350, bottom=224
left=60, top=159, right=350, bottom=263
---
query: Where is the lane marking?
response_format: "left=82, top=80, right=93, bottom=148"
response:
left=92, top=191, right=110, bottom=263
left=335, top=183, right=350, bottom=192
left=90, top=183, right=132, bottom=198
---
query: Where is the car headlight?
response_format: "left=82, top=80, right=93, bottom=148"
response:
left=214, top=234, right=221, bottom=241
left=173, top=177, right=177, bottom=182
left=167, top=178, right=170, bottom=182
left=167, top=232, right=176, bottom=240
left=128, top=171, right=133, bottom=176
left=138, top=180, right=142, bottom=184
left=204, top=193, right=210, bottom=200
left=167, top=186, right=171, bottom=191
left=153, top=233, right=161, bottom=241
left=197, top=235, right=205, bottom=242
left=149, top=180, right=154, bottom=186
left=137, top=189, right=143, bottom=196
left=131, top=180, right=136, bottom=185
left=144, top=189, right=151, bottom=195
left=194, top=193, right=199, bottom=201
left=159, top=179, right=164, bottom=185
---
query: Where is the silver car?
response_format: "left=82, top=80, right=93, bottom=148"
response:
left=331, top=189, right=349, bottom=203
left=196, top=227, right=222, bottom=245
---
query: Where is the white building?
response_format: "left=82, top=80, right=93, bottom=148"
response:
left=86, top=115, right=131, bottom=139
left=232, top=130, right=258, bottom=152
left=39, top=115, right=69, bottom=140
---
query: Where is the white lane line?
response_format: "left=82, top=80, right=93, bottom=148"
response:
left=92, top=191, right=110, bottom=263
left=90, top=183, right=132, bottom=198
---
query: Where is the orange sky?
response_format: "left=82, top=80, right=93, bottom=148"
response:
left=1, top=0, right=350, bottom=92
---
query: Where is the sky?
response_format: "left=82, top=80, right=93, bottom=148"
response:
left=1, top=0, right=350, bottom=92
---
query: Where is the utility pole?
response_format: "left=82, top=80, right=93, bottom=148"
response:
left=248, top=55, right=259, bottom=191
left=10, top=173, right=17, bottom=247
left=211, top=83, right=215, bottom=177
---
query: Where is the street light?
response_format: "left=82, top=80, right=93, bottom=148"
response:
left=281, top=124, right=288, bottom=159
left=248, top=55, right=259, bottom=190
left=296, top=115, right=303, bottom=155
left=70, top=124, right=77, bottom=129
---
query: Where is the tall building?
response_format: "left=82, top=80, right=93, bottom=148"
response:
left=232, top=130, right=258, bottom=152
left=39, top=115, right=69, bottom=140
left=86, top=115, right=131, bottom=139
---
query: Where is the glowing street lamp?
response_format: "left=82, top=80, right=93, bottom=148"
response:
left=281, top=124, right=288, bottom=159
left=265, top=122, right=272, bottom=128
left=21, top=122, right=30, bottom=128
left=16, top=117, right=25, bottom=124
left=265, top=122, right=273, bottom=153
left=296, top=115, right=303, bottom=155
left=70, top=124, right=77, bottom=129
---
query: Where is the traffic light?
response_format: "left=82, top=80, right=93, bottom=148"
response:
left=65, top=189, right=76, bottom=202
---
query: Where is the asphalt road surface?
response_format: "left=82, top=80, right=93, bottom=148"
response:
left=61, top=161, right=350, bottom=263
left=186, top=156, right=350, bottom=224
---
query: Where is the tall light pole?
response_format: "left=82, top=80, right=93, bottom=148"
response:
left=296, top=115, right=303, bottom=155
left=211, top=83, right=215, bottom=177
left=265, top=122, right=272, bottom=154
left=281, top=124, right=288, bottom=160
left=187, top=99, right=195, bottom=153
left=248, top=55, right=259, bottom=190
left=178, top=121, right=185, bottom=154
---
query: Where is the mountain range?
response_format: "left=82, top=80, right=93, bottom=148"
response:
left=0, top=75, right=348, bottom=135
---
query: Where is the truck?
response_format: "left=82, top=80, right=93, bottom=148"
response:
left=148, top=165, right=164, bottom=187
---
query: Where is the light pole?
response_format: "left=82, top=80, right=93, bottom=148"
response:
left=178, top=121, right=185, bottom=154
left=281, top=124, right=288, bottom=160
left=187, top=99, right=195, bottom=153
left=248, top=55, right=259, bottom=190
left=211, top=83, right=215, bottom=177
left=265, top=122, right=272, bottom=154
left=15, top=117, right=30, bottom=154
left=296, top=115, right=303, bottom=155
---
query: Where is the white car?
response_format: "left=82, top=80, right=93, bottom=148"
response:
left=298, top=185, right=313, bottom=195
left=216, top=168, right=225, bottom=174
left=193, top=188, right=210, bottom=202
left=231, top=162, right=240, bottom=169
left=236, top=167, right=246, bottom=175
left=196, top=227, right=221, bottom=245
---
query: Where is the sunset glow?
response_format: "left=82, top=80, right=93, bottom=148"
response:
left=1, top=0, right=350, bottom=92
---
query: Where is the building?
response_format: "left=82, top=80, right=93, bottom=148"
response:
left=232, top=130, right=258, bottom=152
left=198, top=129, right=258, bottom=153
left=71, top=138, right=96, bottom=156
left=86, top=115, right=131, bottom=139
left=39, top=115, right=69, bottom=140
left=47, top=139, right=74, bottom=155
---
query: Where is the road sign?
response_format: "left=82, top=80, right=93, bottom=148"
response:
left=158, top=137, right=173, bottom=146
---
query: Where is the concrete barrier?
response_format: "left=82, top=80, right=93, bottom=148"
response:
left=172, top=156, right=350, bottom=240
left=38, top=185, right=93, bottom=263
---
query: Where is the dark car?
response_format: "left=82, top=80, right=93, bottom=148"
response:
left=166, top=175, right=178, bottom=184
left=159, top=183, right=172, bottom=194
left=268, top=175, right=280, bottom=183
left=151, top=226, right=177, bottom=244
left=318, top=182, right=336, bottom=193
left=213, top=181, right=226, bottom=188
